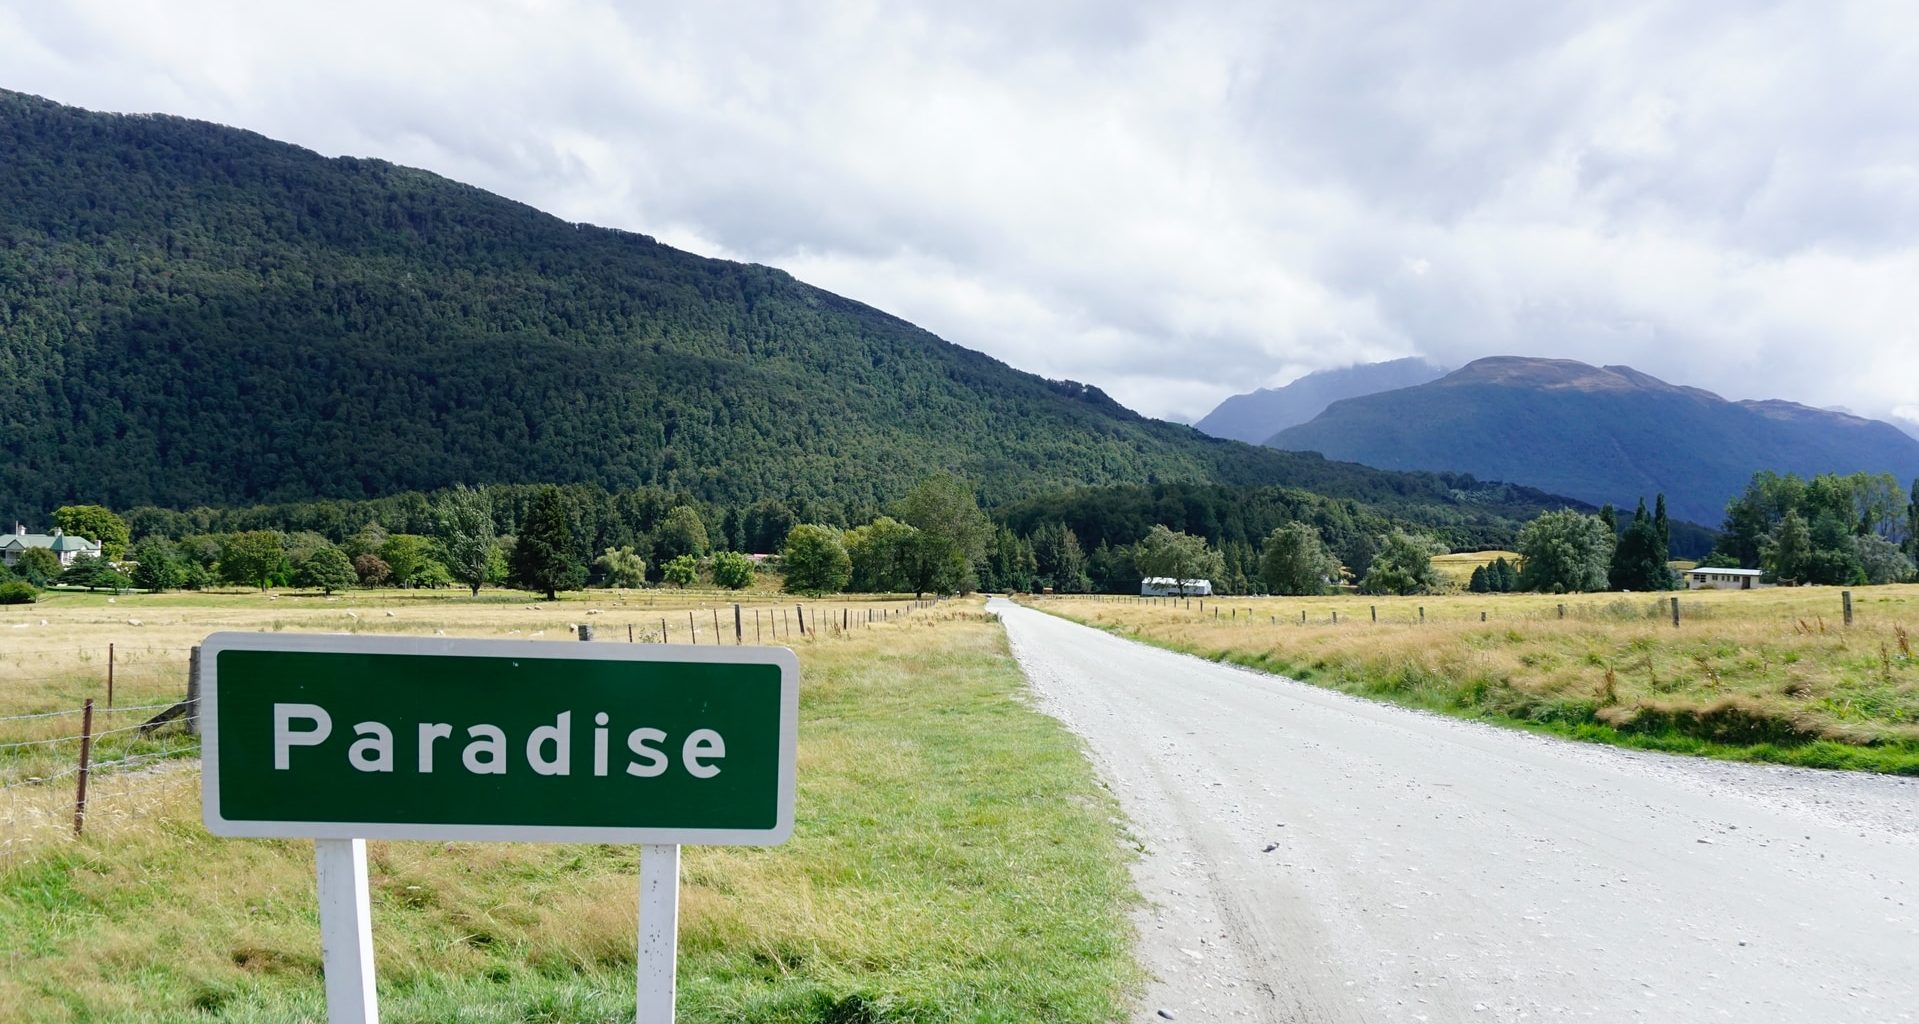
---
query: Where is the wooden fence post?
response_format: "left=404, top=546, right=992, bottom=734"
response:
left=797, top=606, right=807, bottom=635
left=1842, top=590, right=1853, bottom=628
left=628, top=623, right=635, bottom=643
left=74, top=699, right=94, bottom=836
left=578, top=623, right=594, bottom=641
left=1670, top=596, right=1681, bottom=628
left=735, top=604, right=743, bottom=644
left=187, top=647, right=202, bottom=736
left=661, top=618, right=669, bottom=643
left=1370, top=605, right=1377, bottom=623
left=1557, top=603, right=1566, bottom=620
left=107, top=643, right=115, bottom=708
left=712, top=608, right=722, bottom=644
left=1419, top=606, right=1425, bottom=624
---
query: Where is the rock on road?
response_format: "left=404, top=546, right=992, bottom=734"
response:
left=990, top=599, right=1919, bottom=1023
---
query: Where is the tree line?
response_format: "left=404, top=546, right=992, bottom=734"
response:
left=11, top=469, right=1914, bottom=604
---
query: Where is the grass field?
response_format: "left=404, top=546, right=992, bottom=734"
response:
left=1032, top=585, right=1919, bottom=774
left=1, top=591, right=1140, bottom=1023
left=1429, top=550, right=1519, bottom=585
left=0, top=587, right=936, bottom=789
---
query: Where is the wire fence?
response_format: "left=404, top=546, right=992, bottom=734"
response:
left=1, top=597, right=957, bottom=844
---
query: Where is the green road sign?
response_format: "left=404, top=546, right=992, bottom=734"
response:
left=200, top=632, right=797, bottom=844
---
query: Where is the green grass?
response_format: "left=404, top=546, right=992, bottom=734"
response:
left=0, top=616, right=1140, bottom=1022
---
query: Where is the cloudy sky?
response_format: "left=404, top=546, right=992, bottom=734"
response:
left=5, top=0, right=1916, bottom=428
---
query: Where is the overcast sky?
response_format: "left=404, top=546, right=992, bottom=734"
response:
left=5, top=1, right=1916, bottom=428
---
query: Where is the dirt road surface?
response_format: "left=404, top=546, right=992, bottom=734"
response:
left=991, top=599, right=1919, bottom=1023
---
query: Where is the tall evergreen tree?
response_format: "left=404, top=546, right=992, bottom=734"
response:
left=1653, top=494, right=1671, bottom=559
left=512, top=486, right=586, bottom=600
left=1909, top=479, right=1919, bottom=559
left=1609, top=518, right=1672, bottom=591
left=1491, top=556, right=1520, bottom=592
left=1764, top=510, right=1812, bottom=585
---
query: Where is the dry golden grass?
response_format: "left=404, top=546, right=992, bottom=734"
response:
left=1429, top=550, right=1520, bottom=585
left=0, top=587, right=935, bottom=780
left=1036, top=584, right=1919, bottom=772
left=1, top=600, right=1139, bottom=1022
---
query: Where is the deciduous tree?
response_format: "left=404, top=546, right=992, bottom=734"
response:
left=781, top=525, right=851, bottom=595
left=896, top=474, right=991, bottom=597
left=1515, top=512, right=1611, bottom=593
left=14, top=547, right=60, bottom=586
left=1258, top=523, right=1344, bottom=596
left=594, top=546, right=648, bottom=589
left=658, top=505, right=711, bottom=561
left=1133, top=525, right=1224, bottom=597
left=435, top=485, right=499, bottom=596
left=296, top=546, right=358, bottom=595
left=220, top=531, right=287, bottom=590
left=52, top=505, right=130, bottom=559
left=1358, top=530, right=1445, bottom=595
left=710, top=551, right=755, bottom=590
left=845, top=516, right=919, bottom=593
left=131, top=538, right=185, bottom=592
left=662, top=554, right=700, bottom=588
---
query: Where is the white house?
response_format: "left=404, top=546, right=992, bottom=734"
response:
left=1, top=524, right=103, bottom=567
left=1, top=525, right=103, bottom=575
left=1682, top=566, right=1769, bottom=591
left=1140, top=577, right=1213, bottom=597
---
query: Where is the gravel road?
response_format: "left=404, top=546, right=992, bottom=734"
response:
left=991, top=599, right=1919, bottom=1023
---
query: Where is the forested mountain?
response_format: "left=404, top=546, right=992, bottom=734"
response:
left=1194, top=358, right=1447, bottom=443
left=0, top=89, right=1585, bottom=539
left=1269, top=357, right=1919, bottom=524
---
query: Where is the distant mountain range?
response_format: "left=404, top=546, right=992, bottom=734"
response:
left=1194, top=358, right=1448, bottom=443
left=1261, top=357, right=1919, bottom=524
left=0, top=89, right=1587, bottom=547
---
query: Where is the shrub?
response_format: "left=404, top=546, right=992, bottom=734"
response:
left=710, top=551, right=755, bottom=590
left=0, top=580, right=38, bottom=604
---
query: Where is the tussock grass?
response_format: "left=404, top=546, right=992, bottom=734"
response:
left=2, top=600, right=1138, bottom=1022
left=1036, top=585, right=1919, bottom=774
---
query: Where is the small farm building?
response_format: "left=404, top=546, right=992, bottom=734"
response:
left=1682, top=567, right=1769, bottom=591
left=1140, top=577, right=1213, bottom=597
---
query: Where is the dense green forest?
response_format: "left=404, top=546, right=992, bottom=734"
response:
left=0, top=89, right=1592, bottom=536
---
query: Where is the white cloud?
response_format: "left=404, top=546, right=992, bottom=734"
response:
left=3, top=0, right=1916, bottom=422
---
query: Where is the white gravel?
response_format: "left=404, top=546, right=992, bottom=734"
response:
left=991, top=599, right=1919, bottom=1024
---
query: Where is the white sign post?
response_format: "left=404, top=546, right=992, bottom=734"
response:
left=638, top=843, right=682, bottom=1022
left=316, top=838, right=379, bottom=1024
left=199, top=634, right=799, bottom=1024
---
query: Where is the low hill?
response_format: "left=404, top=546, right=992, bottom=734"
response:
left=0, top=90, right=1580, bottom=538
left=1268, top=357, right=1919, bottom=524
left=1194, top=358, right=1447, bottom=443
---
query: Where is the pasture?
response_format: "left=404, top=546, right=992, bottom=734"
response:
left=1034, top=584, right=1919, bottom=773
left=0, top=589, right=1138, bottom=1023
